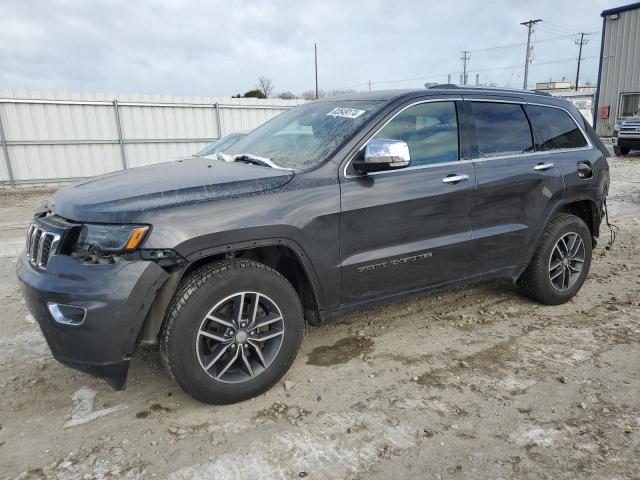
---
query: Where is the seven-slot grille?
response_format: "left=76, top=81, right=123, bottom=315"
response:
left=620, top=120, right=640, bottom=137
left=26, top=223, right=61, bottom=270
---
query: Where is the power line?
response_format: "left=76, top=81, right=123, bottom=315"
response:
left=469, top=34, right=570, bottom=53
left=469, top=41, right=529, bottom=53
left=347, top=56, right=598, bottom=89
left=544, top=20, right=581, bottom=36
left=472, top=56, right=598, bottom=73
left=345, top=28, right=601, bottom=90
left=537, top=24, right=572, bottom=37
left=469, top=32, right=601, bottom=54
left=348, top=71, right=450, bottom=88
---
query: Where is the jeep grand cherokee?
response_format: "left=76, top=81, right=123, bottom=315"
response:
left=18, top=87, right=610, bottom=404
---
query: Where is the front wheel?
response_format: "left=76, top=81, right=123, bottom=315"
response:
left=161, top=260, right=304, bottom=404
left=518, top=213, right=592, bottom=305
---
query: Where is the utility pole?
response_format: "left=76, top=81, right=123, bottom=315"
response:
left=368, top=80, right=372, bottom=92
left=314, top=43, right=319, bottom=100
left=460, top=51, right=470, bottom=85
left=521, top=19, right=542, bottom=90
left=574, top=33, right=588, bottom=91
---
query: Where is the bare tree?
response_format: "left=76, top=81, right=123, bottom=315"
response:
left=325, top=89, right=356, bottom=98
left=256, top=77, right=274, bottom=98
left=277, top=91, right=297, bottom=100
left=301, top=89, right=324, bottom=100
left=300, top=88, right=356, bottom=100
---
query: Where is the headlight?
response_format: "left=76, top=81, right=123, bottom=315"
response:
left=614, top=122, right=621, bottom=131
left=77, top=224, right=149, bottom=253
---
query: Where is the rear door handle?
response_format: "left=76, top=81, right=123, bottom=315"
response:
left=534, top=162, right=554, bottom=171
left=442, top=174, right=470, bottom=184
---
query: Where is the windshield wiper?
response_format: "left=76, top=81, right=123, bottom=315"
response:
left=233, top=154, right=273, bottom=167
left=215, top=152, right=234, bottom=162
left=215, top=152, right=291, bottom=170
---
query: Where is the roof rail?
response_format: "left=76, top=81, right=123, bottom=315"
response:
left=427, top=84, right=551, bottom=97
left=427, top=84, right=459, bottom=89
left=530, top=90, right=553, bottom=97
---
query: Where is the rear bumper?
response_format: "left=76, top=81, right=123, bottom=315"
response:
left=17, top=253, right=169, bottom=389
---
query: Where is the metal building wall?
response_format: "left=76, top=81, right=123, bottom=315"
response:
left=596, top=6, right=640, bottom=135
left=0, top=90, right=304, bottom=187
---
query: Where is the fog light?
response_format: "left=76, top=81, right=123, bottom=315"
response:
left=47, top=303, right=87, bottom=326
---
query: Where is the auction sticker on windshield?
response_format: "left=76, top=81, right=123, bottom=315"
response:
left=326, top=107, right=366, bottom=119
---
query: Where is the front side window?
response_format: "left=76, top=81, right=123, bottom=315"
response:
left=372, top=101, right=459, bottom=167
left=527, top=105, right=587, bottom=150
left=471, top=102, right=534, bottom=157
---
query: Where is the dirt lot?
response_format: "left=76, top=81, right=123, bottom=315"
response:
left=1, top=154, right=639, bottom=480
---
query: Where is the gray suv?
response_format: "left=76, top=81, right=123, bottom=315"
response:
left=18, top=87, right=610, bottom=404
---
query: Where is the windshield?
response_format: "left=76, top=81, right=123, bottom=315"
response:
left=195, top=133, right=244, bottom=157
left=224, top=100, right=384, bottom=170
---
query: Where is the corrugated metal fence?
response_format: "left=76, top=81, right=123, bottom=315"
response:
left=0, top=90, right=305, bottom=188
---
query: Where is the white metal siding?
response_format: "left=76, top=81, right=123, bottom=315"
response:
left=0, top=89, right=304, bottom=187
left=0, top=144, right=8, bottom=182
left=597, top=7, right=640, bottom=135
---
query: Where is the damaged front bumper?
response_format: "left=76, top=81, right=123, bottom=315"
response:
left=17, top=253, right=169, bottom=390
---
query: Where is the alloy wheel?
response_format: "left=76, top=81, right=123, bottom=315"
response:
left=195, top=292, right=284, bottom=383
left=548, top=232, right=585, bottom=291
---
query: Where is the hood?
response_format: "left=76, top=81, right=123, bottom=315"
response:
left=50, top=157, right=294, bottom=223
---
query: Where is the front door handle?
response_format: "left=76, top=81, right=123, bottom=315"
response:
left=534, top=162, right=554, bottom=171
left=442, top=174, right=470, bottom=184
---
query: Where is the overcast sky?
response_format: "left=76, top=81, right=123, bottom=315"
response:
left=0, top=0, right=624, bottom=97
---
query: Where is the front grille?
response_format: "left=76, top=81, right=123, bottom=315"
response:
left=620, top=121, right=640, bottom=136
left=26, top=224, right=61, bottom=270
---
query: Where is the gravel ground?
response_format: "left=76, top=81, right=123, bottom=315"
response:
left=0, top=153, right=639, bottom=480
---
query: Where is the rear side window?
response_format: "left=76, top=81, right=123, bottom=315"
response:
left=527, top=105, right=588, bottom=150
left=471, top=102, right=534, bottom=157
left=373, top=101, right=459, bottom=167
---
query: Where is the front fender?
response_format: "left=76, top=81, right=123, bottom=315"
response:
left=180, top=234, right=325, bottom=310
left=137, top=235, right=328, bottom=344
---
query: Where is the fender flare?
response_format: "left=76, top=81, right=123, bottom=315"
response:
left=183, top=236, right=326, bottom=311
left=138, top=236, right=326, bottom=344
left=516, top=196, right=600, bottom=279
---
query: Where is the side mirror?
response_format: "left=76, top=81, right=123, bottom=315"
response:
left=353, top=138, right=411, bottom=174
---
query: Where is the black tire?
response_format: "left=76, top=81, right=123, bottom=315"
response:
left=518, top=213, right=592, bottom=305
left=161, top=259, right=304, bottom=404
left=613, top=145, right=630, bottom=156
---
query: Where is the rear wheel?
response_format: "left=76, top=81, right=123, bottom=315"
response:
left=613, top=145, right=630, bottom=156
left=518, top=214, right=592, bottom=305
left=161, top=259, right=304, bottom=404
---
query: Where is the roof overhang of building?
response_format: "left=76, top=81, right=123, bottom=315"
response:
left=601, top=2, right=640, bottom=17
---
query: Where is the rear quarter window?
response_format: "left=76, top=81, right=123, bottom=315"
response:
left=527, top=105, right=588, bottom=150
